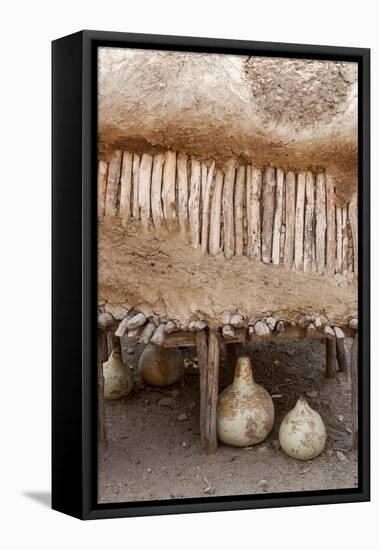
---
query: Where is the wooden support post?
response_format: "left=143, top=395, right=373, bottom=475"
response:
left=206, top=330, right=220, bottom=454
left=261, top=167, right=276, bottom=264
left=336, top=338, right=348, bottom=373
left=351, top=332, right=358, bottom=449
left=315, top=172, right=326, bottom=274
left=348, top=193, right=358, bottom=277
left=177, top=153, right=189, bottom=235
left=294, top=171, right=306, bottom=271
left=249, top=167, right=263, bottom=260
left=97, top=160, right=108, bottom=218
left=272, top=168, right=284, bottom=265
left=209, top=170, right=224, bottom=256
left=162, top=150, right=177, bottom=229
left=325, top=338, right=337, bottom=379
left=151, top=153, right=164, bottom=230
left=188, top=159, right=201, bottom=248
left=201, top=161, right=215, bottom=254
left=119, top=151, right=133, bottom=226
left=326, top=175, right=336, bottom=276
left=97, top=330, right=107, bottom=442
left=138, top=153, right=153, bottom=229
left=304, top=171, right=315, bottom=273
left=234, top=165, right=245, bottom=257
left=105, top=150, right=122, bottom=218
left=283, top=171, right=296, bottom=268
left=222, top=160, right=236, bottom=259
left=195, top=331, right=208, bottom=449
left=132, top=153, right=140, bottom=220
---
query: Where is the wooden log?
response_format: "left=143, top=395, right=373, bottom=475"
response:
left=304, top=171, right=315, bottom=273
left=127, top=326, right=144, bottom=339
left=98, top=160, right=108, bottom=218
left=326, top=175, right=336, bottom=276
left=229, top=313, right=245, bottom=329
left=115, top=313, right=133, bottom=338
left=162, top=331, right=196, bottom=348
left=151, top=153, right=164, bottom=230
left=333, top=326, right=345, bottom=339
left=315, top=172, right=327, bottom=274
left=189, top=320, right=207, bottom=332
left=209, top=170, right=224, bottom=256
left=126, top=312, right=146, bottom=331
left=201, top=163, right=208, bottom=207
left=162, top=150, right=177, bottom=228
left=294, top=171, right=306, bottom=271
left=325, top=338, right=337, bottom=379
left=119, top=151, right=133, bottom=226
left=342, top=207, right=349, bottom=272
left=138, top=154, right=153, bottom=229
left=249, top=167, right=262, bottom=260
left=138, top=322, right=156, bottom=345
left=351, top=333, right=358, bottom=448
left=222, top=324, right=236, bottom=340
left=335, top=206, right=343, bottom=273
left=201, top=161, right=216, bottom=254
left=234, top=165, right=245, bottom=256
left=324, top=325, right=335, bottom=340
left=222, top=160, right=236, bottom=259
left=188, top=159, right=201, bottom=248
left=261, top=167, right=276, bottom=264
left=150, top=324, right=167, bottom=346
left=97, top=330, right=107, bottom=442
left=177, top=153, right=189, bottom=234
left=283, top=171, right=296, bottom=267
left=206, top=330, right=220, bottom=454
left=165, top=320, right=177, bottom=334
left=348, top=193, right=358, bottom=277
left=104, top=150, right=122, bottom=218
left=195, top=330, right=208, bottom=449
left=272, top=168, right=284, bottom=265
left=132, top=153, right=140, bottom=220
left=336, top=338, right=348, bottom=373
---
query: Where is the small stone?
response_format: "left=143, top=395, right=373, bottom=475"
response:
left=171, top=389, right=180, bottom=398
left=177, top=413, right=189, bottom=422
left=306, top=390, right=318, bottom=398
left=158, top=397, right=176, bottom=408
left=258, top=446, right=268, bottom=454
left=182, top=441, right=190, bottom=448
left=336, top=451, right=348, bottom=463
left=147, top=468, right=152, bottom=473
left=337, top=414, right=345, bottom=422
left=127, top=348, right=135, bottom=355
left=273, top=359, right=280, bottom=367
left=258, top=479, right=267, bottom=488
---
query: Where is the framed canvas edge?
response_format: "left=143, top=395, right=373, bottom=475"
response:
left=52, top=30, right=370, bottom=520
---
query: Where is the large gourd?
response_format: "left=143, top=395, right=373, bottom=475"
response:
left=138, top=345, right=184, bottom=387
left=103, top=349, right=134, bottom=400
left=216, top=356, right=274, bottom=447
left=279, top=398, right=326, bottom=460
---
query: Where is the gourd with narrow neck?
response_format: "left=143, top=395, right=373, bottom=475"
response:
left=216, top=356, right=275, bottom=447
left=103, top=348, right=134, bottom=400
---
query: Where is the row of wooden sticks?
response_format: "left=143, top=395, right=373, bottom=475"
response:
left=98, top=149, right=358, bottom=276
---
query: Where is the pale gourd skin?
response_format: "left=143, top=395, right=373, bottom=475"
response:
left=279, top=398, right=326, bottom=460
left=138, top=345, right=184, bottom=387
left=103, top=349, right=134, bottom=400
left=217, top=356, right=275, bottom=447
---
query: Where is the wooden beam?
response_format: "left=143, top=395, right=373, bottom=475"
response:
left=206, top=330, right=220, bottom=454
left=283, top=171, right=296, bottom=268
left=195, top=331, right=208, bottom=449
left=105, top=150, right=122, bottom=218
left=162, top=331, right=196, bottom=348
left=261, top=167, right=276, bottom=264
left=97, top=160, right=108, bottom=218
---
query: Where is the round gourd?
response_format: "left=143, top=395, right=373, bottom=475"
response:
left=138, top=345, right=184, bottom=387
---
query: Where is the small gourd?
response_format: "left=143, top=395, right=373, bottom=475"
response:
left=279, top=398, right=326, bottom=460
left=138, top=345, right=184, bottom=387
left=216, top=356, right=274, bottom=447
left=103, top=348, right=134, bottom=400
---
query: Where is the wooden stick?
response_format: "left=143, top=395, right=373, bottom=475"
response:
left=315, top=172, right=327, bottom=274
left=249, top=167, right=262, bottom=260
left=333, top=326, right=345, bottom=340
left=119, top=151, right=133, bottom=226
left=336, top=338, right=348, bottom=373
left=150, top=324, right=167, bottom=346
left=104, top=150, right=122, bottom=218
left=132, top=153, right=140, bottom=220
left=115, top=313, right=133, bottom=338
left=335, top=206, right=343, bottom=273
left=138, top=322, right=155, bottom=345
left=324, top=325, right=335, bottom=340
left=222, top=160, right=236, bottom=259
left=188, top=159, right=201, bottom=248
left=162, top=150, right=177, bottom=228
left=325, top=339, right=337, bottom=379
left=234, top=165, right=245, bottom=257
left=138, top=154, right=153, bottom=229
left=304, top=171, right=315, bottom=273
left=342, top=207, right=349, bottom=272
left=177, top=153, right=189, bottom=234
left=201, top=161, right=216, bottom=254
left=261, top=167, right=276, bottom=264
left=162, top=331, right=196, bottom=348
left=97, top=330, right=107, bottom=442
left=195, top=330, right=208, bottom=449
left=326, top=175, right=336, bottom=276
left=294, top=171, right=306, bottom=271
left=151, top=153, right=164, bottom=230
left=98, top=160, right=108, bottom=218
left=272, top=168, right=284, bottom=265
left=206, top=330, right=220, bottom=454
left=201, top=163, right=208, bottom=207
left=348, top=193, right=358, bottom=277
left=283, top=171, right=296, bottom=267
left=351, top=332, right=358, bottom=448
left=209, top=170, right=224, bottom=256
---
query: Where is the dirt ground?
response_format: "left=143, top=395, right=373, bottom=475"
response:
left=98, top=338, right=357, bottom=503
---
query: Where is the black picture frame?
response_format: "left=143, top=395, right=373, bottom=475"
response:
left=52, top=30, right=370, bottom=520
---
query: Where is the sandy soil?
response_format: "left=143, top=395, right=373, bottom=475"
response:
left=98, top=338, right=357, bottom=503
